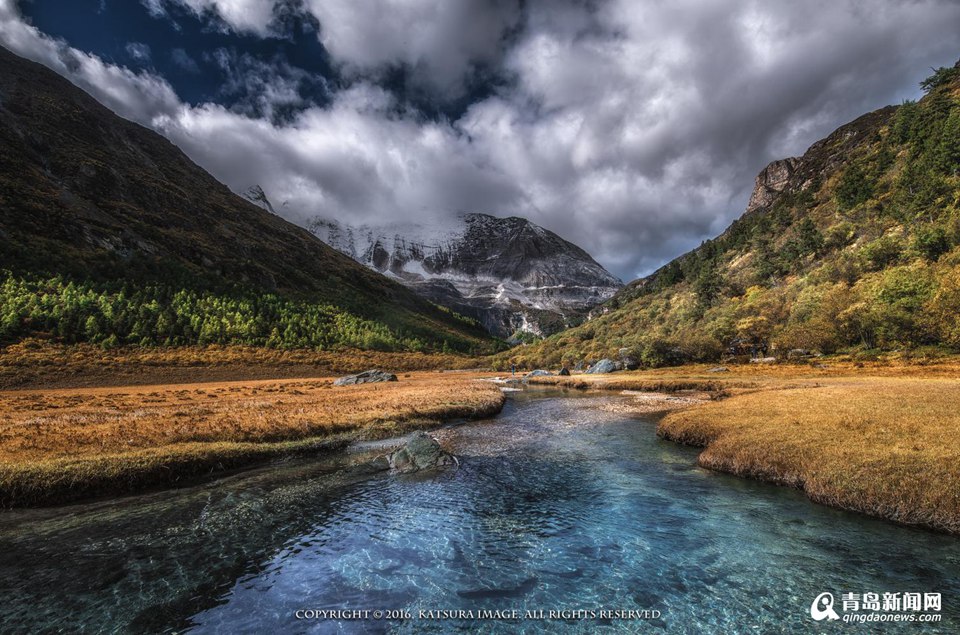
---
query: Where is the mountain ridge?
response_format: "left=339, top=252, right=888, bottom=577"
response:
left=613, top=104, right=899, bottom=306
left=508, top=59, right=960, bottom=369
left=0, top=45, right=494, bottom=354
left=308, top=212, right=622, bottom=338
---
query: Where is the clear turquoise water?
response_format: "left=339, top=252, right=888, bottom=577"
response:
left=0, top=390, right=958, bottom=633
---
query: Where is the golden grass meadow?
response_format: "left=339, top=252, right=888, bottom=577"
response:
left=0, top=339, right=480, bottom=390
left=0, top=364, right=504, bottom=506
left=3, top=343, right=960, bottom=535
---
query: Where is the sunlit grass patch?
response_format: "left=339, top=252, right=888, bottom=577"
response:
left=658, top=376, right=960, bottom=533
left=0, top=373, right=505, bottom=506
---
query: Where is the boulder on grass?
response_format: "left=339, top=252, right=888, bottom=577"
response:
left=526, top=369, right=553, bottom=377
left=388, top=432, right=457, bottom=473
left=333, top=369, right=398, bottom=386
left=586, top=358, right=617, bottom=374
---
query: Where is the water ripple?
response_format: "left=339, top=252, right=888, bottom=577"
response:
left=0, top=391, right=958, bottom=634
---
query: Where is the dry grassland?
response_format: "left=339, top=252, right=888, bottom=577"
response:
left=6, top=346, right=960, bottom=534
left=0, top=372, right=504, bottom=506
left=0, top=340, right=479, bottom=389
left=659, top=377, right=960, bottom=533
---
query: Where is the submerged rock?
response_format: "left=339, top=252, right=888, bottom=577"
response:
left=586, top=358, right=617, bottom=374
left=333, top=369, right=398, bottom=386
left=351, top=454, right=391, bottom=475
left=388, top=432, right=458, bottom=473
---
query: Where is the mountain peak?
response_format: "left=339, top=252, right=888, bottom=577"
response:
left=308, top=213, right=621, bottom=337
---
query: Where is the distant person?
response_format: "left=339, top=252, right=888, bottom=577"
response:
left=511, top=364, right=516, bottom=376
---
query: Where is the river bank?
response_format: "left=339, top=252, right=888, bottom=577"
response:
left=3, top=389, right=958, bottom=634
left=527, top=363, right=960, bottom=534
left=0, top=372, right=505, bottom=507
left=5, top=356, right=960, bottom=535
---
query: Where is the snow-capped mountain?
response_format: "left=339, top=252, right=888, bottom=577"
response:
left=307, top=213, right=622, bottom=338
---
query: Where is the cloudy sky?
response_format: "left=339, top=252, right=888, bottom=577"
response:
left=1, top=0, right=959, bottom=280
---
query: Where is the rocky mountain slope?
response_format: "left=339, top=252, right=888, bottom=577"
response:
left=507, top=60, right=960, bottom=369
left=0, top=46, right=494, bottom=354
left=307, top=213, right=622, bottom=338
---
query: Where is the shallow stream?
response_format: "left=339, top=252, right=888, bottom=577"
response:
left=1, top=390, right=957, bottom=633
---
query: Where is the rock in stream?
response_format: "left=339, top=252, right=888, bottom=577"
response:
left=388, top=432, right=458, bottom=473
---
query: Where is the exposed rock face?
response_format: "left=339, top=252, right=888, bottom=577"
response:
left=586, top=359, right=617, bottom=374
left=308, top=213, right=622, bottom=338
left=388, top=432, right=457, bottom=473
left=745, top=158, right=800, bottom=215
left=241, top=184, right=276, bottom=214
left=740, top=107, right=897, bottom=221
left=607, top=104, right=899, bottom=305
left=333, top=369, right=398, bottom=386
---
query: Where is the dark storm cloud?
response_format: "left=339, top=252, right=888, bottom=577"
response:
left=462, top=0, right=960, bottom=276
left=3, top=0, right=960, bottom=279
left=304, top=0, right=523, bottom=99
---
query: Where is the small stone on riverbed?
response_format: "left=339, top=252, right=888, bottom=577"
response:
left=333, top=369, right=398, bottom=386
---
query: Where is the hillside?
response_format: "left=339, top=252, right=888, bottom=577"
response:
left=0, top=46, right=495, bottom=355
left=308, top=212, right=622, bottom=338
left=507, top=60, right=960, bottom=369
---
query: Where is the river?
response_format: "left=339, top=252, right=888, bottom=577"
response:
left=0, top=389, right=957, bottom=633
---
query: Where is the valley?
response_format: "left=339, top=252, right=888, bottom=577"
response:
left=1, top=45, right=960, bottom=535
left=2, top=1, right=959, bottom=631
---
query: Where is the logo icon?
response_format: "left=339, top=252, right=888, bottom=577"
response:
left=811, top=592, right=841, bottom=621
